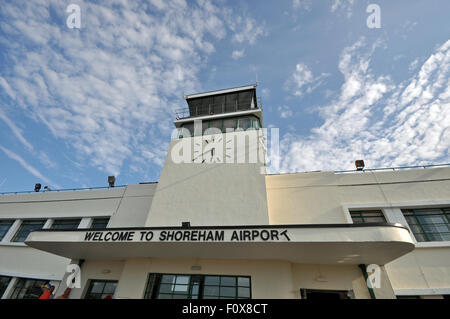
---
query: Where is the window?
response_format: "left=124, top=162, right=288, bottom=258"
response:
left=12, top=220, right=46, bottom=242
left=9, top=278, right=47, bottom=299
left=144, top=274, right=251, bottom=299
left=51, top=219, right=81, bottom=230
left=402, top=208, right=450, bottom=242
left=0, top=220, right=14, bottom=241
left=91, top=217, right=110, bottom=229
left=350, top=210, right=386, bottom=224
left=84, top=280, right=117, bottom=299
left=0, top=276, right=12, bottom=297
left=238, top=118, right=252, bottom=130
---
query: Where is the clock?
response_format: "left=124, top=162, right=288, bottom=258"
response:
left=192, top=135, right=224, bottom=163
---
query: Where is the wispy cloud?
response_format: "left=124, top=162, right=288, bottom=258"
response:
left=292, top=0, right=312, bottom=11
left=285, top=63, right=330, bottom=97
left=274, top=38, right=450, bottom=173
left=277, top=105, right=293, bottom=119
left=232, top=49, right=245, bottom=60
left=0, top=0, right=265, bottom=177
left=330, top=0, right=355, bottom=18
left=0, top=145, right=59, bottom=188
left=0, top=109, right=34, bottom=151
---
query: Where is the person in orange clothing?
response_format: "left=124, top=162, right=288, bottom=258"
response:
left=39, top=283, right=55, bottom=299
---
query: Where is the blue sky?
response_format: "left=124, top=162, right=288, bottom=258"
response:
left=0, top=0, right=449, bottom=192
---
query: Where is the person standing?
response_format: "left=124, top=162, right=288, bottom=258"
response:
left=39, top=283, right=54, bottom=299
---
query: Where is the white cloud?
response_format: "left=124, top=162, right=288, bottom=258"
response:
left=273, top=38, right=450, bottom=173
left=0, top=1, right=264, bottom=177
left=293, top=0, right=311, bottom=10
left=285, top=63, right=330, bottom=97
left=0, top=109, right=33, bottom=151
left=0, top=145, right=59, bottom=188
left=331, top=0, right=355, bottom=18
left=225, top=11, right=267, bottom=45
left=232, top=49, right=245, bottom=60
left=277, top=105, right=293, bottom=119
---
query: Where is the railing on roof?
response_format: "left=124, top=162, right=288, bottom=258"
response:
left=334, top=163, right=450, bottom=174
left=175, top=100, right=260, bottom=120
left=0, top=185, right=127, bottom=196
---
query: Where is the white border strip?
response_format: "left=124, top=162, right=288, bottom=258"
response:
left=395, top=288, right=450, bottom=296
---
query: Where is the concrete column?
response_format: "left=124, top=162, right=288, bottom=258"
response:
left=383, top=207, right=417, bottom=243
left=78, top=218, right=93, bottom=229
left=43, top=219, right=54, bottom=229
left=114, top=258, right=151, bottom=299
left=1, top=220, right=22, bottom=243
left=1, top=277, right=18, bottom=299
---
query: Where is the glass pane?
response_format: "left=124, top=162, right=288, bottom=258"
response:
left=92, top=218, right=109, bottom=229
left=362, top=211, right=384, bottom=217
left=157, top=293, right=172, bottom=299
left=90, top=281, right=104, bottom=293
left=175, top=276, right=190, bottom=285
left=238, top=287, right=250, bottom=298
left=173, top=294, right=188, bottom=299
left=238, top=277, right=250, bottom=287
left=220, top=286, right=236, bottom=297
left=422, top=224, right=439, bottom=232
left=414, top=209, right=442, bottom=215
left=414, top=233, right=427, bottom=242
left=161, top=275, right=175, bottom=284
left=203, top=286, right=219, bottom=296
left=418, top=215, right=446, bottom=224
left=410, top=225, right=423, bottom=233
left=428, top=233, right=444, bottom=241
left=352, top=218, right=363, bottom=224
left=440, top=233, right=450, bottom=241
left=204, top=276, right=220, bottom=285
left=191, top=283, right=199, bottom=295
left=174, top=284, right=189, bottom=293
left=103, top=282, right=117, bottom=294
left=51, top=219, right=81, bottom=230
left=159, top=283, right=174, bottom=293
left=220, top=276, right=236, bottom=286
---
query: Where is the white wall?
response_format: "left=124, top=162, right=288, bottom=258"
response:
left=266, top=167, right=450, bottom=296
left=146, top=131, right=269, bottom=227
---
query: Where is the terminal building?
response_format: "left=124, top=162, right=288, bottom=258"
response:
left=0, top=84, right=449, bottom=299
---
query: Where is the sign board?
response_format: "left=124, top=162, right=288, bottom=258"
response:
left=83, top=229, right=291, bottom=243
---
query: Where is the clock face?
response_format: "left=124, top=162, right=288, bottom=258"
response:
left=192, top=135, right=223, bottom=163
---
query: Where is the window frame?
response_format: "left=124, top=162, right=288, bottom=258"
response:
left=0, top=220, right=14, bottom=241
left=12, top=219, right=46, bottom=242
left=84, top=279, right=118, bottom=299
left=402, top=208, right=450, bottom=242
left=50, top=218, right=81, bottom=230
left=9, top=278, right=48, bottom=299
left=144, top=273, right=251, bottom=300
left=350, top=210, right=387, bottom=224
left=91, top=217, right=110, bottom=229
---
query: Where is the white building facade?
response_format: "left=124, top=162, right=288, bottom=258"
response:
left=0, top=85, right=449, bottom=299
